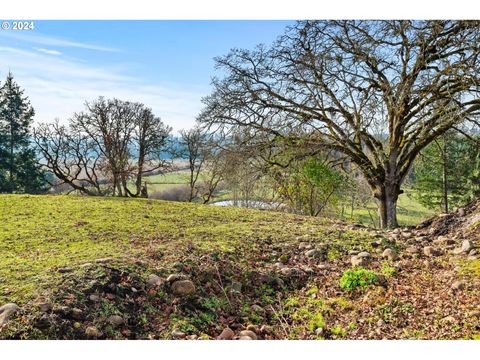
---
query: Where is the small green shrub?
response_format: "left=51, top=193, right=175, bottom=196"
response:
left=340, top=268, right=377, bottom=291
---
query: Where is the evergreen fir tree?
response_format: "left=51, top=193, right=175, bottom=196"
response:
left=0, top=72, right=46, bottom=193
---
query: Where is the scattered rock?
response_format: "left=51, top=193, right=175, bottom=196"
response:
left=171, top=280, right=196, bottom=297
left=351, top=255, right=369, bottom=267
left=108, top=315, right=124, bottom=328
left=89, top=294, right=101, bottom=302
left=462, top=240, right=474, bottom=252
left=451, top=281, right=464, bottom=291
left=94, top=258, right=113, bottom=264
left=381, top=248, right=397, bottom=261
left=58, top=267, right=73, bottom=273
left=38, top=302, right=52, bottom=313
left=423, top=246, right=441, bottom=257
left=260, top=325, right=272, bottom=334
left=71, top=308, right=84, bottom=320
left=280, top=267, right=305, bottom=278
left=305, top=249, right=322, bottom=258
left=85, top=326, right=102, bottom=338
left=441, top=315, right=456, bottom=324
left=415, top=236, right=428, bottom=243
left=315, top=328, right=324, bottom=336
left=371, top=240, right=383, bottom=248
left=357, top=251, right=371, bottom=258
left=239, top=330, right=257, bottom=340
left=171, top=329, right=186, bottom=339
left=0, top=303, right=20, bottom=326
left=239, top=336, right=254, bottom=340
left=217, top=327, right=234, bottom=340
left=146, top=274, right=162, bottom=288
left=166, top=274, right=188, bottom=283
left=405, top=246, right=419, bottom=255
left=453, top=240, right=474, bottom=254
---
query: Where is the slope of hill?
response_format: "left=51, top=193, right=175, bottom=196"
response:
left=0, top=195, right=479, bottom=340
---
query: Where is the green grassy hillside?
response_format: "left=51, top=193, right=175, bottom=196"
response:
left=0, top=195, right=374, bottom=305
left=1, top=195, right=478, bottom=340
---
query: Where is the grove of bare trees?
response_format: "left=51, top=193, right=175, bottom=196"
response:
left=34, top=97, right=171, bottom=197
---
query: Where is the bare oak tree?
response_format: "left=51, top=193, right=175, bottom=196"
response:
left=34, top=97, right=171, bottom=197
left=199, top=20, right=480, bottom=228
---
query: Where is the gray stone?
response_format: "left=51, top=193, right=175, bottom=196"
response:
left=71, top=308, right=84, bottom=320
left=381, top=248, right=397, bottom=261
left=315, top=327, right=324, bottom=336
left=171, top=280, right=196, bottom=297
left=423, top=246, right=441, bottom=257
left=38, top=302, right=52, bottom=313
left=85, top=326, right=102, bottom=338
left=239, top=330, right=257, bottom=340
left=351, top=255, right=368, bottom=267
left=357, top=251, right=371, bottom=258
left=95, top=257, right=113, bottom=264
left=371, top=240, right=383, bottom=248
left=58, top=267, right=73, bottom=273
left=146, top=274, right=162, bottom=288
left=171, top=329, right=186, bottom=339
left=406, top=246, right=419, bottom=255
left=451, top=281, right=464, bottom=291
left=461, top=240, right=474, bottom=252
left=89, top=294, right=101, bottom=302
left=305, top=249, right=321, bottom=258
left=280, top=267, right=304, bottom=277
left=217, top=327, right=234, bottom=340
left=166, top=274, right=188, bottom=283
left=0, top=303, right=20, bottom=326
left=108, top=315, right=124, bottom=328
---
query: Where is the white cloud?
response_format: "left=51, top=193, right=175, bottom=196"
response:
left=34, top=47, right=62, bottom=56
left=0, top=31, right=119, bottom=52
left=0, top=47, right=207, bottom=132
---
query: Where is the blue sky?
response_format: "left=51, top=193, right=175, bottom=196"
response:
left=0, top=20, right=294, bottom=131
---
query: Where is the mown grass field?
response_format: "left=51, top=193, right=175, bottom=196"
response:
left=0, top=194, right=371, bottom=305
